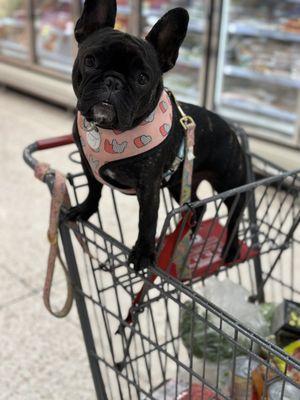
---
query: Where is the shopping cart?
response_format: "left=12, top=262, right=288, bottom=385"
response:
left=24, top=130, right=300, bottom=399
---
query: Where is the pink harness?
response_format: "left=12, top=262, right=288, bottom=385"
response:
left=77, top=90, right=173, bottom=194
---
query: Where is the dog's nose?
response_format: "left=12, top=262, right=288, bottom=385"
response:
left=104, top=76, right=123, bottom=92
left=92, top=103, right=116, bottom=127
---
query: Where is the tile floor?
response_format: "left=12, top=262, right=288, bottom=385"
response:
left=0, top=87, right=96, bottom=399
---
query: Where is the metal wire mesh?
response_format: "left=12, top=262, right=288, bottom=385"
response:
left=61, top=146, right=300, bottom=400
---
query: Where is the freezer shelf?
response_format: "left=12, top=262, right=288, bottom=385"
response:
left=142, top=0, right=204, bottom=104
left=143, top=12, right=205, bottom=34
left=177, top=54, right=201, bottom=69
left=219, top=106, right=295, bottom=137
left=115, top=5, right=131, bottom=15
left=214, top=0, right=300, bottom=144
left=34, top=0, right=74, bottom=73
left=229, top=21, right=300, bottom=42
left=220, top=96, right=296, bottom=122
left=224, top=65, right=300, bottom=90
left=165, top=69, right=199, bottom=105
left=0, top=39, right=27, bottom=59
left=0, top=1, right=28, bottom=60
left=0, top=17, right=26, bottom=29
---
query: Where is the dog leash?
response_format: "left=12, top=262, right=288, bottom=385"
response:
left=34, top=162, right=95, bottom=318
left=32, top=90, right=195, bottom=320
left=168, top=91, right=196, bottom=278
left=34, top=163, right=73, bottom=317
left=34, top=162, right=77, bottom=317
left=165, top=88, right=196, bottom=203
left=116, top=91, right=196, bottom=335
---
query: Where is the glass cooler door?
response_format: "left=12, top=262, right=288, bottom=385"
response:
left=214, top=0, right=300, bottom=145
left=114, top=0, right=131, bottom=33
left=33, top=0, right=74, bottom=74
left=141, top=0, right=207, bottom=105
left=0, top=0, right=28, bottom=60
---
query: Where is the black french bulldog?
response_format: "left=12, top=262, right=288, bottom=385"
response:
left=68, top=0, right=247, bottom=271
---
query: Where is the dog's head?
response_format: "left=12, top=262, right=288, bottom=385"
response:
left=73, top=0, right=189, bottom=131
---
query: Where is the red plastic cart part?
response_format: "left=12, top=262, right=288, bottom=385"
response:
left=158, top=217, right=258, bottom=280
left=121, top=216, right=258, bottom=327
left=36, top=134, right=74, bottom=150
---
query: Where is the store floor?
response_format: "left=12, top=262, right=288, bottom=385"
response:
left=0, top=88, right=96, bottom=400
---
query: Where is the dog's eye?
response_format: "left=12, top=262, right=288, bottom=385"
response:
left=136, top=73, right=149, bottom=86
left=84, top=55, right=96, bottom=68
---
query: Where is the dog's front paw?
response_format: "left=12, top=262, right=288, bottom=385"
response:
left=128, top=246, right=155, bottom=272
left=65, top=201, right=98, bottom=222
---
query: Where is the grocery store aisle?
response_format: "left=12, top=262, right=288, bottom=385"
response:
left=0, top=88, right=96, bottom=400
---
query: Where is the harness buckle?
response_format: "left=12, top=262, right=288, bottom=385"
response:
left=180, top=115, right=196, bottom=131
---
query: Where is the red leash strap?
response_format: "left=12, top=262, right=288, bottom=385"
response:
left=35, top=162, right=73, bottom=318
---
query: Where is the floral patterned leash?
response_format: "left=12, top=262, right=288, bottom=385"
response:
left=166, top=89, right=196, bottom=278
left=116, top=92, right=196, bottom=353
left=34, top=163, right=74, bottom=317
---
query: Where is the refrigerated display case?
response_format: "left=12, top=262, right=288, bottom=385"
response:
left=214, top=0, right=300, bottom=146
left=114, top=0, right=131, bottom=33
left=0, top=0, right=28, bottom=59
left=141, top=0, right=207, bottom=104
left=0, top=0, right=138, bottom=108
left=1, top=0, right=299, bottom=154
left=34, top=0, right=74, bottom=74
left=0, top=0, right=79, bottom=77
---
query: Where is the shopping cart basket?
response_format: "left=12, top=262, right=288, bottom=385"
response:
left=24, top=130, right=300, bottom=399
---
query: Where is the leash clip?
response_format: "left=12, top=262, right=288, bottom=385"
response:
left=180, top=115, right=196, bottom=161
left=180, top=115, right=196, bottom=131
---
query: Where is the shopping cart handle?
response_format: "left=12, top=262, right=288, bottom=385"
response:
left=23, top=134, right=74, bottom=170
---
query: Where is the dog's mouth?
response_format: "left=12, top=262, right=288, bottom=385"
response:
left=85, top=101, right=117, bottom=129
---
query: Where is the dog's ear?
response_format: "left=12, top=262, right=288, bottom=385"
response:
left=75, top=0, right=117, bottom=43
left=145, top=8, right=189, bottom=73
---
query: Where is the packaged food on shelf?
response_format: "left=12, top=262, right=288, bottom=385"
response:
left=252, top=363, right=279, bottom=399
left=165, top=66, right=199, bottom=103
left=259, top=303, right=277, bottom=328
left=227, top=36, right=300, bottom=78
left=274, top=340, right=300, bottom=383
left=115, top=15, right=129, bottom=32
left=272, top=300, right=300, bottom=342
left=217, top=0, right=300, bottom=141
left=231, top=356, right=260, bottom=400
left=282, top=18, right=300, bottom=34
left=268, top=380, right=300, bottom=400
left=252, top=342, right=300, bottom=399
left=180, top=280, right=271, bottom=371
left=230, top=0, right=300, bottom=24
left=33, top=0, right=74, bottom=71
left=0, top=1, right=27, bottom=57
left=177, top=383, right=217, bottom=400
left=277, top=329, right=300, bottom=348
left=221, top=77, right=297, bottom=122
left=142, top=0, right=204, bottom=104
